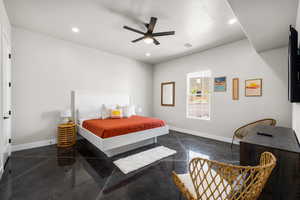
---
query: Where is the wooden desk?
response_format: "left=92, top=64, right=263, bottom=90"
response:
left=240, top=125, right=300, bottom=200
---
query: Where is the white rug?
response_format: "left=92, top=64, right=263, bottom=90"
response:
left=113, top=146, right=177, bottom=174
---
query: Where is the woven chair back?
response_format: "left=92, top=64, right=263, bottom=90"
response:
left=189, top=152, right=276, bottom=200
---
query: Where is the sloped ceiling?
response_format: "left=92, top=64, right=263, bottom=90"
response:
left=227, top=0, right=298, bottom=52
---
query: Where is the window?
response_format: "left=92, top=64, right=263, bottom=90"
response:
left=187, top=71, right=211, bottom=120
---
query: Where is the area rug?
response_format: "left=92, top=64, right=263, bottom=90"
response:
left=113, top=146, right=177, bottom=174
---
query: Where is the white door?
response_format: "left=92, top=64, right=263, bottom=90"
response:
left=1, top=31, right=12, bottom=167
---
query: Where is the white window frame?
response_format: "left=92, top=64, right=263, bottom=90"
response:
left=186, top=70, right=212, bottom=120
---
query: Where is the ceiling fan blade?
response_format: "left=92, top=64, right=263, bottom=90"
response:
left=123, top=26, right=145, bottom=35
left=152, top=31, right=175, bottom=37
left=148, top=17, right=157, bottom=33
left=153, top=38, right=160, bottom=45
left=132, top=36, right=146, bottom=43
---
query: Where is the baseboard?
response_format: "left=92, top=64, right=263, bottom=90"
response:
left=11, top=126, right=238, bottom=152
left=169, top=126, right=239, bottom=145
left=12, top=138, right=57, bottom=152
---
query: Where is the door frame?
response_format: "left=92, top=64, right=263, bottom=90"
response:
left=0, top=24, right=12, bottom=176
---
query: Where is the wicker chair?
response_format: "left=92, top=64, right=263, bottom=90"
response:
left=172, top=152, right=276, bottom=200
left=231, top=119, right=276, bottom=148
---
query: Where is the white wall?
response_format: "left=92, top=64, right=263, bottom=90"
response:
left=0, top=0, right=10, bottom=40
left=292, top=2, right=300, bottom=142
left=153, top=39, right=291, bottom=141
left=12, top=27, right=153, bottom=145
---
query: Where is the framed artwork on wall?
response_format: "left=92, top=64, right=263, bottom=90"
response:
left=214, top=76, right=226, bottom=92
left=245, top=79, right=262, bottom=97
left=232, top=78, right=239, bottom=100
left=161, top=82, right=175, bottom=106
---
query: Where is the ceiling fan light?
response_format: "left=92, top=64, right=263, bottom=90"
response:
left=228, top=18, right=237, bottom=25
left=144, top=37, right=154, bottom=44
left=71, top=27, right=80, bottom=33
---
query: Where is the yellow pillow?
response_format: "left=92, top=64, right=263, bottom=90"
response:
left=111, top=109, right=123, bottom=119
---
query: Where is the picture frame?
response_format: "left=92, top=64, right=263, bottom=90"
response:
left=214, top=76, right=226, bottom=92
left=161, top=82, right=175, bottom=106
left=245, top=79, right=262, bottom=97
left=232, top=78, right=239, bottom=100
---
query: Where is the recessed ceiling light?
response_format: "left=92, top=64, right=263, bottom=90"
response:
left=228, top=18, right=237, bottom=25
left=144, top=37, right=154, bottom=44
left=72, top=27, right=80, bottom=33
left=145, top=52, right=151, bottom=57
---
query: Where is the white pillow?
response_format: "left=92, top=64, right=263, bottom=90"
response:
left=121, top=105, right=136, bottom=118
left=130, top=105, right=136, bottom=115
left=101, top=104, right=117, bottom=119
left=101, top=105, right=109, bottom=119
left=122, top=106, right=131, bottom=118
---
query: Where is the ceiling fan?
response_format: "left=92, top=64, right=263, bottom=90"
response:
left=123, top=17, right=175, bottom=45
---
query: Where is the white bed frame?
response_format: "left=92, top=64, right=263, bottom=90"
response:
left=71, top=91, right=169, bottom=157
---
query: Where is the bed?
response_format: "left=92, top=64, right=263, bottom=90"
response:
left=71, top=91, right=169, bottom=157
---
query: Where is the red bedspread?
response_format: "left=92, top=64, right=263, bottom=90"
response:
left=82, top=115, right=166, bottom=139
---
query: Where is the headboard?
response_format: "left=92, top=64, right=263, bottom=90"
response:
left=71, top=90, right=130, bottom=124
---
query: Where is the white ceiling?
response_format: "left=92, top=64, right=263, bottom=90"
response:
left=228, top=0, right=298, bottom=52
left=4, top=0, right=246, bottom=64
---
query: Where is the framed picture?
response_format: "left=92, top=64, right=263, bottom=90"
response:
left=214, top=76, right=226, bottom=92
left=232, top=78, right=239, bottom=100
left=245, top=79, right=262, bottom=97
left=161, top=82, right=175, bottom=106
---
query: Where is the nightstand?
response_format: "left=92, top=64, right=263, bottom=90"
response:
left=57, top=123, right=76, bottom=147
